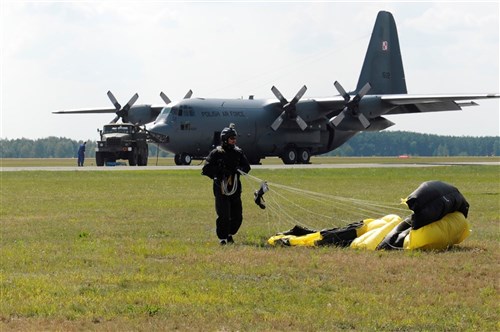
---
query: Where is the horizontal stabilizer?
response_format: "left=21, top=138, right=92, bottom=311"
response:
left=456, top=101, right=479, bottom=107
left=414, top=101, right=461, bottom=112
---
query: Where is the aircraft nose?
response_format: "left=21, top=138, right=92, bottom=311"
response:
left=149, top=123, right=170, bottom=143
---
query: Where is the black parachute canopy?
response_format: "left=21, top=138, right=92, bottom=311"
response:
left=405, top=181, right=469, bottom=230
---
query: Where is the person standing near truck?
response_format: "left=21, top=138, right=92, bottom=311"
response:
left=77, top=142, right=86, bottom=166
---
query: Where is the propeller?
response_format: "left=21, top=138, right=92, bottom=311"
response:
left=330, top=81, right=371, bottom=129
left=271, top=85, right=308, bottom=131
left=160, top=89, right=193, bottom=105
left=107, top=91, right=139, bottom=124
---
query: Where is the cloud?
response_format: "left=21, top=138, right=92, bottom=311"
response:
left=1, top=2, right=498, bottom=139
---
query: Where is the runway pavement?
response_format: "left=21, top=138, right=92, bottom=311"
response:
left=1, top=161, right=498, bottom=172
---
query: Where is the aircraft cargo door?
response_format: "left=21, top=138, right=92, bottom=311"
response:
left=219, top=100, right=259, bottom=158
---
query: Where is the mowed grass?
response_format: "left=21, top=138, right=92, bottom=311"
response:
left=1, top=165, right=499, bottom=331
left=1, top=155, right=499, bottom=167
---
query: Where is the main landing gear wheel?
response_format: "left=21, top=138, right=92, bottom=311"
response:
left=297, top=148, right=311, bottom=164
left=174, top=154, right=182, bottom=165
left=175, top=153, right=192, bottom=165
left=281, top=147, right=297, bottom=165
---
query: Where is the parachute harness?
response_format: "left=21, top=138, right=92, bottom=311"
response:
left=221, top=174, right=238, bottom=196
left=237, top=169, right=410, bottom=232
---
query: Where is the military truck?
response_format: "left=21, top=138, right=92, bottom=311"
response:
left=95, top=123, right=149, bottom=166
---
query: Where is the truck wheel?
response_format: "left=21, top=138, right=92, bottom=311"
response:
left=129, top=151, right=138, bottom=166
left=96, top=152, right=105, bottom=166
left=138, top=146, right=148, bottom=166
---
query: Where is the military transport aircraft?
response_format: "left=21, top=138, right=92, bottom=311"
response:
left=54, top=11, right=499, bottom=165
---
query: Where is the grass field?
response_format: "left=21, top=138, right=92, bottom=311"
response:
left=1, top=155, right=499, bottom=167
left=1, top=161, right=499, bottom=331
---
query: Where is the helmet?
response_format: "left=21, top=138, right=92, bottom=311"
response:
left=220, top=123, right=237, bottom=145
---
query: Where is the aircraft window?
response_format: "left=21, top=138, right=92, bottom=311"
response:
left=177, top=105, right=194, bottom=117
left=171, top=107, right=179, bottom=116
left=104, top=126, right=131, bottom=134
left=180, top=122, right=191, bottom=130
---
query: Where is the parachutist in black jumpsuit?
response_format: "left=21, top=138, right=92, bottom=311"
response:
left=202, top=125, right=251, bottom=245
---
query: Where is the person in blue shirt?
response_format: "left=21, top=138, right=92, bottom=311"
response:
left=77, top=142, right=86, bottom=166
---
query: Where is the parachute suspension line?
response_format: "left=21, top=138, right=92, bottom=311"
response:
left=238, top=171, right=301, bottom=232
left=268, top=181, right=408, bottom=215
left=221, top=174, right=238, bottom=196
left=237, top=169, right=409, bottom=230
left=239, top=170, right=345, bottom=230
left=269, top=182, right=364, bottom=222
left=265, top=191, right=318, bottom=230
left=267, top=187, right=335, bottom=222
left=265, top=180, right=408, bottom=227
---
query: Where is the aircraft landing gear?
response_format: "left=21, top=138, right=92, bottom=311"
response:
left=281, top=147, right=297, bottom=165
left=174, top=153, right=192, bottom=165
left=297, top=148, right=311, bottom=164
left=281, top=147, right=311, bottom=164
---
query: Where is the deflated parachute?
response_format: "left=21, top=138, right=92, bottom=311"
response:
left=267, top=181, right=471, bottom=250
left=404, top=180, right=469, bottom=230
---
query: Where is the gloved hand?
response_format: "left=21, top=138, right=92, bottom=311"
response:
left=254, top=181, right=269, bottom=209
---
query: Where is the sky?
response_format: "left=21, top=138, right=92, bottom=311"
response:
left=1, top=1, right=499, bottom=141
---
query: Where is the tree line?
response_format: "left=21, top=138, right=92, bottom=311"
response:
left=327, top=131, right=499, bottom=157
left=1, top=131, right=498, bottom=158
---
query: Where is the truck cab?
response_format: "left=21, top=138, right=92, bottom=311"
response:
left=96, top=123, right=148, bottom=166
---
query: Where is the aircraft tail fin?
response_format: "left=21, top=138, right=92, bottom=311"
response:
left=355, top=11, right=407, bottom=95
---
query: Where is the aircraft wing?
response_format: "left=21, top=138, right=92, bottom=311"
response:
left=53, top=107, right=118, bottom=114
left=52, top=105, right=165, bottom=114
left=309, top=96, right=346, bottom=114
left=381, top=93, right=499, bottom=114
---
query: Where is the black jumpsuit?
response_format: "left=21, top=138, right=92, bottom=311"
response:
left=202, top=145, right=251, bottom=241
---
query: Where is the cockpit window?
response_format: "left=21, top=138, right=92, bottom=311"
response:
left=177, top=105, right=194, bottom=117
left=103, top=126, right=131, bottom=134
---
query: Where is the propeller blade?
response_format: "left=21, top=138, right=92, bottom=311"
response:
left=122, top=93, right=139, bottom=111
left=334, top=81, right=350, bottom=102
left=352, top=82, right=371, bottom=103
left=160, top=92, right=171, bottom=105
left=295, top=115, right=308, bottom=131
left=331, top=82, right=372, bottom=130
left=289, top=85, right=307, bottom=106
left=271, top=85, right=309, bottom=130
left=358, top=113, right=371, bottom=128
left=271, top=111, right=286, bottom=131
left=271, top=86, right=288, bottom=106
left=110, top=115, right=120, bottom=124
left=107, top=91, right=121, bottom=110
left=330, top=112, right=345, bottom=127
left=184, top=90, right=193, bottom=99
